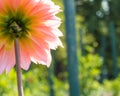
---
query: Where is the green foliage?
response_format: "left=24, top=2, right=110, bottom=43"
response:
left=0, top=64, right=69, bottom=96
left=0, top=65, right=49, bottom=96
left=0, top=70, right=17, bottom=96
left=79, top=54, right=103, bottom=96
left=76, top=0, right=120, bottom=79
left=102, top=75, right=120, bottom=96
left=23, top=65, right=49, bottom=96
left=54, top=78, right=69, bottom=96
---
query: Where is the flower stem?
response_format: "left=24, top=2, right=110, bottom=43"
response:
left=14, top=39, right=24, bottom=96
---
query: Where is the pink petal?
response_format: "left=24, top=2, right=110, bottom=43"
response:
left=20, top=38, right=51, bottom=67
left=0, top=46, right=7, bottom=74
left=5, top=47, right=15, bottom=74
left=20, top=46, right=31, bottom=70
left=0, top=45, right=15, bottom=74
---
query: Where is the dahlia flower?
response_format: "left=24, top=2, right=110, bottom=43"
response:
left=0, top=0, right=63, bottom=74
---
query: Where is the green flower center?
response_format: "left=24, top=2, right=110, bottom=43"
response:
left=0, top=9, right=31, bottom=39
left=7, top=18, right=28, bottom=38
left=8, top=19, right=22, bottom=37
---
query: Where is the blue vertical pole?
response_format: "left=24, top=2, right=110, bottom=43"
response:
left=48, top=51, right=55, bottom=96
left=48, top=67, right=54, bottom=96
left=63, top=0, right=80, bottom=96
left=109, top=21, right=118, bottom=78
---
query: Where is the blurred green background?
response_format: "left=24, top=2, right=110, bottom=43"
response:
left=0, top=0, right=120, bottom=96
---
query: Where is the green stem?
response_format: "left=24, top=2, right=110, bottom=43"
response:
left=14, top=39, right=24, bottom=96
